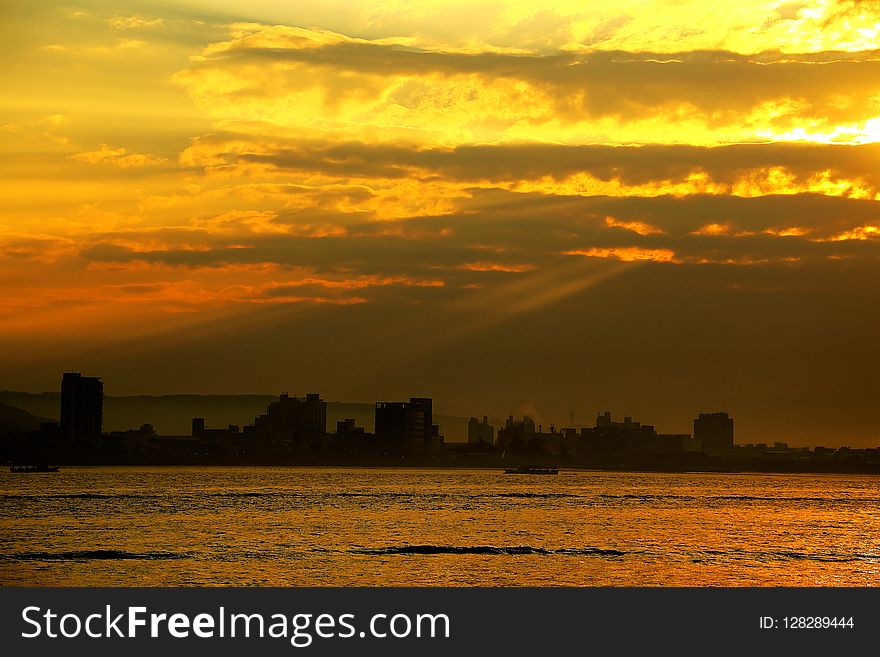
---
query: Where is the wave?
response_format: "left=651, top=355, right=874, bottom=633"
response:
left=350, top=545, right=625, bottom=556
left=336, top=492, right=419, bottom=498
left=598, top=493, right=876, bottom=503
left=708, top=495, right=875, bottom=503
left=2, top=549, right=188, bottom=561
left=689, top=548, right=880, bottom=563
left=1, top=493, right=161, bottom=501
left=337, top=491, right=579, bottom=500
left=771, top=550, right=879, bottom=563
left=598, top=493, right=696, bottom=501
left=1, top=491, right=282, bottom=501
left=6, top=491, right=873, bottom=505
left=495, top=492, right=581, bottom=499
left=206, top=491, right=282, bottom=498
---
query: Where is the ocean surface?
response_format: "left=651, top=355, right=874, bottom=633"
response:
left=1, top=467, right=878, bottom=586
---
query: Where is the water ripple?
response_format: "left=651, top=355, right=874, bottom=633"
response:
left=350, top=545, right=626, bottom=556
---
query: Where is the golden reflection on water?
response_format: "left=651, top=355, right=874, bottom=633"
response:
left=1, top=467, right=878, bottom=586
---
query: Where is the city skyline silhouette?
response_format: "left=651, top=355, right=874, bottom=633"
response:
left=3, top=371, right=879, bottom=474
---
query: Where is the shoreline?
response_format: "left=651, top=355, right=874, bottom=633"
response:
left=7, top=459, right=880, bottom=477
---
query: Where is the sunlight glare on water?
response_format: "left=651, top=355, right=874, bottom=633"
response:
left=1, top=467, right=878, bottom=586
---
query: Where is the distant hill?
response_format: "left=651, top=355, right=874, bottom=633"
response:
left=0, top=391, right=468, bottom=441
left=0, top=402, right=53, bottom=432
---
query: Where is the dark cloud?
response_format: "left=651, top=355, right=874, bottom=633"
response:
left=184, top=34, right=880, bottom=123
left=192, top=134, right=880, bottom=196
left=80, top=242, right=271, bottom=268
left=78, top=192, right=879, bottom=281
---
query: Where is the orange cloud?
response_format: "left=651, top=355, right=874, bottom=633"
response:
left=691, top=223, right=733, bottom=235
left=69, top=144, right=166, bottom=167
left=605, top=216, right=664, bottom=235
left=263, top=275, right=445, bottom=291
left=565, top=247, right=679, bottom=262
left=763, top=226, right=811, bottom=237
left=458, top=262, right=535, bottom=272
left=821, top=225, right=879, bottom=241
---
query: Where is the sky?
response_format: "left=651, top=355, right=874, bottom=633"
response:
left=1, top=0, right=878, bottom=444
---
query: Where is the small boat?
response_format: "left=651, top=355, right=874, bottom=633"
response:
left=503, top=465, right=558, bottom=475
left=9, top=464, right=61, bottom=473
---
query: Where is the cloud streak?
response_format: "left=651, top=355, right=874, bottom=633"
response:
left=174, top=24, right=880, bottom=144
left=181, top=136, right=880, bottom=199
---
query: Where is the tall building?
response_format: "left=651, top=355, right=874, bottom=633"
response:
left=409, top=397, right=433, bottom=438
left=253, top=393, right=327, bottom=444
left=694, top=412, right=734, bottom=449
left=375, top=397, right=440, bottom=454
left=60, top=372, right=103, bottom=444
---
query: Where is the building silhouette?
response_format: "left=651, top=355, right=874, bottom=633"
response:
left=694, top=412, right=734, bottom=448
left=375, top=397, right=441, bottom=455
left=252, top=392, right=327, bottom=451
left=579, top=411, right=657, bottom=454
left=60, top=372, right=103, bottom=444
left=467, top=416, right=495, bottom=446
left=191, top=418, right=245, bottom=454
left=335, top=418, right=363, bottom=436
left=192, top=418, right=241, bottom=439
left=332, top=418, right=372, bottom=455
left=496, top=415, right=536, bottom=451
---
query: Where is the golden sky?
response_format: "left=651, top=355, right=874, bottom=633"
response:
left=1, top=0, right=878, bottom=443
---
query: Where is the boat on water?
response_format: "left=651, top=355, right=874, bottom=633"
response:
left=9, top=464, right=61, bottom=473
left=503, top=465, right=558, bottom=475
